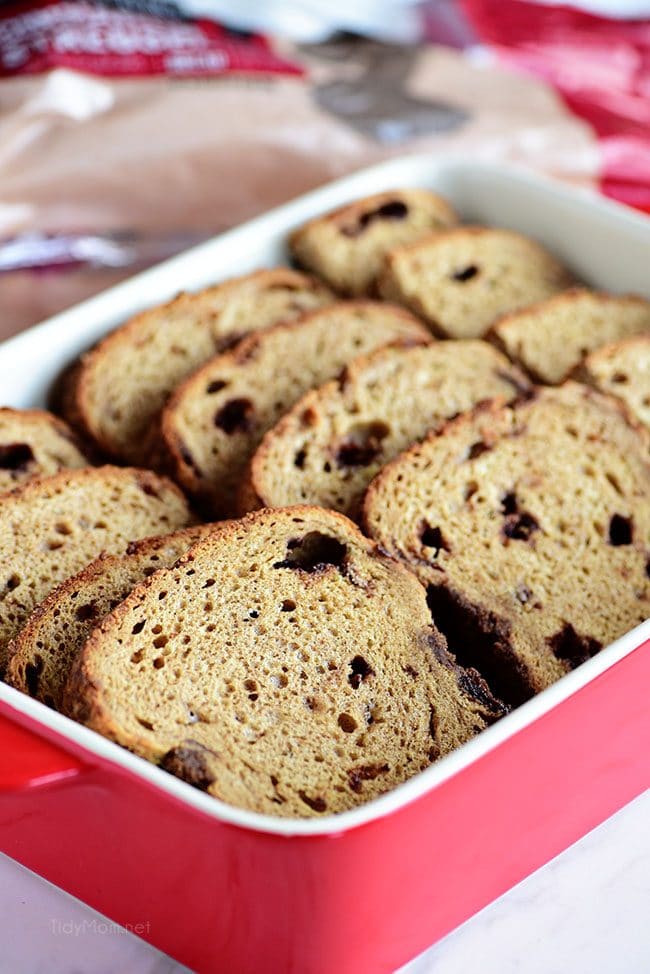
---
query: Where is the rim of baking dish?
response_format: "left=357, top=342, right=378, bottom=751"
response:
left=1, top=619, right=648, bottom=837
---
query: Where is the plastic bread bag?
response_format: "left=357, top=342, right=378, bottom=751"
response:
left=0, top=0, right=600, bottom=338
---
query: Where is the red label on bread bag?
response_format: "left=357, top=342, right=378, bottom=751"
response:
left=0, top=0, right=303, bottom=78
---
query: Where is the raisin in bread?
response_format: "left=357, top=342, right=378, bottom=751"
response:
left=289, top=189, right=458, bottom=296
left=490, top=289, right=650, bottom=384
left=576, top=335, right=650, bottom=434
left=0, top=407, right=90, bottom=494
left=377, top=227, right=573, bottom=338
left=64, top=506, right=505, bottom=818
left=6, top=526, right=213, bottom=710
left=363, top=383, right=650, bottom=704
left=0, top=466, right=192, bottom=675
left=240, top=341, right=530, bottom=520
left=60, top=269, right=332, bottom=464
left=160, top=301, right=430, bottom=516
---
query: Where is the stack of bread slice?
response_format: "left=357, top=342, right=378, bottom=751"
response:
left=2, top=184, right=648, bottom=820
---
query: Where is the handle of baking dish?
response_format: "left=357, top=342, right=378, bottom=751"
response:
left=0, top=712, right=86, bottom=791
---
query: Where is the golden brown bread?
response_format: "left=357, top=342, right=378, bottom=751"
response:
left=64, top=506, right=505, bottom=818
left=159, top=301, right=430, bottom=516
left=60, top=268, right=333, bottom=463
left=377, top=227, right=573, bottom=338
left=289, top=189, right=458, bottom=296
left=0, top=407, right=90, bottom=493
left=6, top=526, right=214, bottom=710
left=240, top=340, right=531, bottom=519
left=575, top=334, right=650, bottom=434
left=363, top=383, right=650, bottom=704
left=0, top=466, right=193, bottom=675
left=491, top=289, right=650, bottom=384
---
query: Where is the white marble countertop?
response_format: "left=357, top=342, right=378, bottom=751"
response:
left=1, top=790, right=648, bottom=974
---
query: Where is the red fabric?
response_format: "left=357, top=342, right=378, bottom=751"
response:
left=461, top=0, right=650, bottom=211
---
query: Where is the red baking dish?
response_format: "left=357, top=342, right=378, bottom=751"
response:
left=0, top=158, right=648, bottom=974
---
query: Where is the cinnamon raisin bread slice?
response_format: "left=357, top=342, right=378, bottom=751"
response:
left=0, top=408, right=90, bottom=494
left=363, top=383, right=650, bottom=704
left=491, top=289, right=650, bottom=384
left=377, top=227, right=573, bottom=338
left=240, top=341, right=530, bottom=519
left=64, top=506, right=505, bottom=818
left=576, top=335, right=650, bottom=434
left=160, top=301, right=430, bottom=516
left=60, top=269, right=332, bottom=464
left=289, top=189, right=458, bottom=296
left=6, top=525, right=213, bottom=711
left=0, top=466, right=192, bottom=675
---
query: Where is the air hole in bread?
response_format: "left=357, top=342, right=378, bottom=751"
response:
left=298, top=790, right=327, bottom=813
left=334, top=421, right=390, bottom=468
left=75, top=603, right=96, bottom=622
left=153, top=635, right=168, bottom=649
left=419, top=522, right=450, bottom=557
left=342, top=199, right=409, bottom=238
left=451, top=264, right=479, bottom=283
left=273, top=532, right=347, bottom=574
left=608, top=513, right=633, bottom=546
left=5, top=573, right=21, bottom=593
left=0, top=443, right=35, bottom=471
left=347, top=763, right=389, bottom=793
left=294, top=448, right=306, bottom=469
left=514, top=584, right=533, bottom=604
left=348, top=654, right=373, bottom=688
left=207, top=379, right=228, bottom=394
left=500, top=491, right=519, bottom=516
left=611, top=372, right=628, bottom=384
left=466, top=440, right=490, bottom=461
left=137, top=717, right=154, bottom=731
left=547, top=623, right=602, bottom=669
left=203, top=578, right=216, bottom=588
left=25, top=654, right=44, bottom=696
left=55, top=521, right=73, bottom=536
left=281, top=599, right=296, bottom=612
left=153, top=657, right=165, bottom=669
left=338, top=712, right=357, bottom=733
left=271, top=674, right=288, bottom=688
left=502, top=511, right=539, bottom=542
left=132, top=620, right=146, bottom=634
left=464, top=481, right=479, bottom=502
left=214, top=398, right=255, bottom=435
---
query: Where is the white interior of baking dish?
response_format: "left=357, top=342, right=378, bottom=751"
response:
left=0, top=156, right=648, bottom=836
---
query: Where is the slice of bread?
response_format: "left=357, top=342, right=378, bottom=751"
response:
left=160, top=301, right=430, bottom=516
left=289, top=189, right=458, bottom=296
left=491, top=289, right=650, bottom=384
left=6, top=526, right=213, bottom=711
left=0, top=407, right=90, bottom=494
left=0, top=466, right=192, bottom=675
left=378, top=227, right=573, bottom=338
left=576, top=334, right=650, bottom=434
left=363, top=383, right=650, bottom=705
left=64, top=506, right=505, bottom=818
left=240, top=341, right=530, bottom=520
left=60, top=269, right=333, bottom=464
